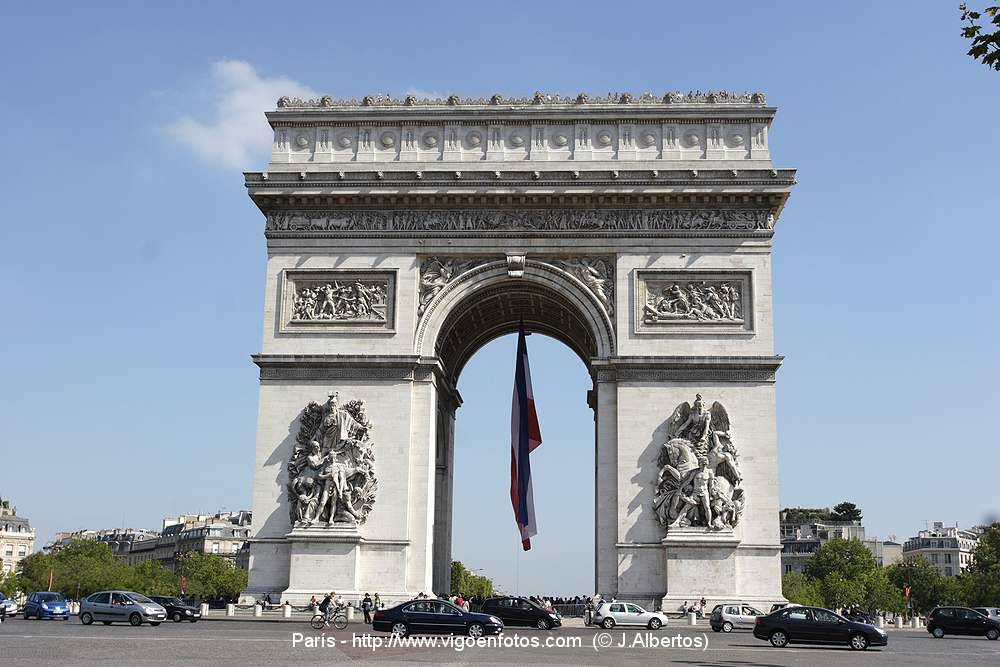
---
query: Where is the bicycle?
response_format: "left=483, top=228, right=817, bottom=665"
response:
left=310, top=607, right=348, bottom=630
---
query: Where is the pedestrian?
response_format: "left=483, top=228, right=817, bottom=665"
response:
left=309, top=595, right=317, bottom=611
left=374, top=593, right=382, bottom=610
left=462, top=598, right=470, bottom=612
left=362, top=593, right=373, bottom=624
left=264, top=593, right=273, bottom=609
left=455, top=593, right=464, bottom=608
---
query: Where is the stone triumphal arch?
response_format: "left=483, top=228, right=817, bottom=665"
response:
left=243, top=91, right=795, bottom=609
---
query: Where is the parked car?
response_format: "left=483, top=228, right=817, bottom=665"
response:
left=710, top=602, right=765, bottom=632
left=22, top=592, right=70, bottom=620
left=768, top=602, right=800, bottom=613
left=927, top=607, right=1000, bottom=640
left=150, top=596, right=202, bottom=623
left=79, top=591, right=167, bottom=627
left=753, top=605, right=887, bottom=650
left=479, top=596, right=561, bottom=630
left=372, top=599, right=503, bottom=638
left=0, top=592, right=18, bottom=617
left=973, top=607, right=1000, bottom=621
left=593, top=601, right=669, bottom=630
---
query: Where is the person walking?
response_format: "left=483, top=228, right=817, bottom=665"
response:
left=584, top=598, right=594, bottom=626
left=374, top=593, right=382, bottom=610
left=361, top=593, right=373, bottom=624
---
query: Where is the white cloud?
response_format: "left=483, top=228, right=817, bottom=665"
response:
left=166, top=60, right=318, bottom=169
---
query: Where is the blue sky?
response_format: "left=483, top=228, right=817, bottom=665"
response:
left=1, top=2, right=997, bottom=595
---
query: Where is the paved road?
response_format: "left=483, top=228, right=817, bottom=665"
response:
left=2, top=616, right=999, bottom=665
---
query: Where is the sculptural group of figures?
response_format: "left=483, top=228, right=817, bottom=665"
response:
left=653, top=395, right=745, bottom=531
left=292, top=281, right=387, bottom=322
left=644, top=281, right=742, bottom=323
left=287, top=393, right=377, bottom=527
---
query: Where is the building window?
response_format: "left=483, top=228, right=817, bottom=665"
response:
left=931, top=554, right=938, bottom=563
left=945, top=567, right=952, bottom=576
left=211, top=543, right=219, bottom=554
left=17, top=545, right=26, bottom=556
left=945, top=553, right=951, bottom=563
left=231, top=543, right=239, bottom=553
left=3, top=545, right=11, bottom=556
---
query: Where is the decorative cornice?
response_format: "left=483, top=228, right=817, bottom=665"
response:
left=253, top=354, right=439, bottom=382
left=591, top=356, right=783, bottom=383
left=264, top=208, right=773, bottom=238
left=275, top=91, right=768, bottom=109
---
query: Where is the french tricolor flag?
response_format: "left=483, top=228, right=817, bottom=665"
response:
left=510, top=322, right=542, bottom=551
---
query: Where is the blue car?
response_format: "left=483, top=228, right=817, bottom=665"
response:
left=23, top=592, right=70, bottom=620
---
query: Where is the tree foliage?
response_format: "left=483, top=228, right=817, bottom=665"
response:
left=961, top=522, right=1000, bottom=606
left=961, top=4, right=1000, bottom=70
left=779, top=507, right=832, bottom=524
left=128, top=560, right=180, bottom=596
left=176, top=552, right=247, bottom=600
left=885, top=557, right=953, bottom=614
left=830, top=501, right=863, bottom=523
left=782, top=571, right=823, bottom=606
left=804, top=538, right=876, bottom=582
left=449, top=560, right=494, bottom=599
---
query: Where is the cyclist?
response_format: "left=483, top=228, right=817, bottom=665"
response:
left=318, top=592, right=334, bottom=624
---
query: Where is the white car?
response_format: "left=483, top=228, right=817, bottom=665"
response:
left=594, top=601, right=669, bottom=630
left=0, top=595, right=18, bottom=617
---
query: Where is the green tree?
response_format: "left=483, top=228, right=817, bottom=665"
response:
left=961, top=4, right=1000, bottom=70
left=830, top=502, right=863, bottom=523
left=886, top=557, right=950, bottom=614
left=779, top=507, right=832, bottom=524
left=129, top=560, right=180, bottom=596
left=820, top=574, right=865, bottom=610
left=804, top=538, right=876, bottom=582
left=175, top=552, right=247, bottom=600
left=782, top=571, right=823, bottom=606
left=449, top=560, right=494, bottom=599
left=0, top=570, right=21, bottom=597
left=952, top=523, right=1000, bottom=606
left=860, top=569, right=906, bottom=614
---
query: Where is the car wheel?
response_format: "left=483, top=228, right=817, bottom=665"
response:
left=769, top=630, right=788, bottom=648
left=150, top=622, right=161, bottom=627
left=987, top=628, right=999, bottom=641
left=849, top=633, right=869, bottom=651
left=129, top=613, right=143, bottom=627
left=602, top=617, right=615, bottom=629
left=536, top=618, right=550, bottom=630
left=468, top=622, right=485, bottom=638
left=932, top=626, right=945, bottom=638
left=722, top=621, right=734, bottom=633
left=80, top=612, right=94, bottom=625
left=648, top=617, right=662, bottom=630
left=172, top=612, right=183, bottom=623
left=391, top=622, right=408, bottom=637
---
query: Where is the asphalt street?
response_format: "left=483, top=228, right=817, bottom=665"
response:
left=2, top=616, right=999, bottom=665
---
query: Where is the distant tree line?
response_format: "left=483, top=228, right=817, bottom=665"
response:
left=783, top=523, right=1000, bottom=613
left=449, top=560, right=494, bottom=599
left=781, top=501, right=863, bottom=525
left=0, top=539, right=247, bottom=601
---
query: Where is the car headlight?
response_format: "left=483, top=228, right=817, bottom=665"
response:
left=490, top=616, right=502, bottom=624
left=549, top=613, right=559, bottom=619
left=145, top=606, right=159, bottom=614
left=185, top=609, right=192, bottom=615
left=41, top=603, right=49, bottom=610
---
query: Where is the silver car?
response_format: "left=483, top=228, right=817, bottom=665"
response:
left=80, top=591, right=167, bottom=626
left=594, top=601, right=669, bottom=630
left=974, top=607, right=1000, bottom=620
left=710, top=602, right=765, bottom=632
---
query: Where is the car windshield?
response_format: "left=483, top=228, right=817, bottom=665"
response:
left=37, top=593, right=64, bottom=602
left=127, top=593, right=154, bottom=604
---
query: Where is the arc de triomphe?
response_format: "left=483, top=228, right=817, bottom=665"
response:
left=242, top=91, right=794, bottom=610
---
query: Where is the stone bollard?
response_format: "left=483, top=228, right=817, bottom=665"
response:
left=347, top=606, right=355, bottom=621
left=226, top=603, right=235, bottom=617
left=283, top=604, right=292, bottom=619
left=910, top=617, right=918, bottom=629
left=688, top=612, right=697, bottom=626
left=254, top=604, right=262, bottom=618
left=877, top=616, right=885, bottom=628
left=200, top=603, right=209, bottom=617
left=895, top=617, right=903, bottom=629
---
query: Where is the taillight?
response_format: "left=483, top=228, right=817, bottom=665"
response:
left=755, top=616, right=761, bottom=625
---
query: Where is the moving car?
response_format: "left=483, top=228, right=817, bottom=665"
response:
left=22, top=592, right=70, bottom=620
left=79, top=591, right=167, bottom=627
left=372, top=599, right=503, bottom=638
left=710, top=602, right=765, bottom=632
left=0, top=592, right=18, bottom=617
left=753, top=605, right=887, bottom=650
left=927, top=607, right=1000, bottom=640
left=593, top=602, right=669, bottom=630
left=479, top=596, right=561, bottom=630
left=150, top=596, right=202, bottom=623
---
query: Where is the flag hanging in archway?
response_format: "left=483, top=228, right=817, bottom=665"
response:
left=510, top=323, right=542, bottom=550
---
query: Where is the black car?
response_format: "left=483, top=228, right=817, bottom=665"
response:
left=927, top=607, right=1000, bottom=640
left=753, top=605, right=888, bottom=650
left=480, top=596, right=561, bottom=630
left=372, top=599, right=504, bottom=638
left=150, top=596, right=202, bottom=623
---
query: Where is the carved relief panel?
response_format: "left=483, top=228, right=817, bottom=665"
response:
left=279, top=269, right=396, bottom=333
left=634, top=270, right=753, bottom=334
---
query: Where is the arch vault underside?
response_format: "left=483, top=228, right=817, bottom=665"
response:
left=243, top=91, right=794, bottom=609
